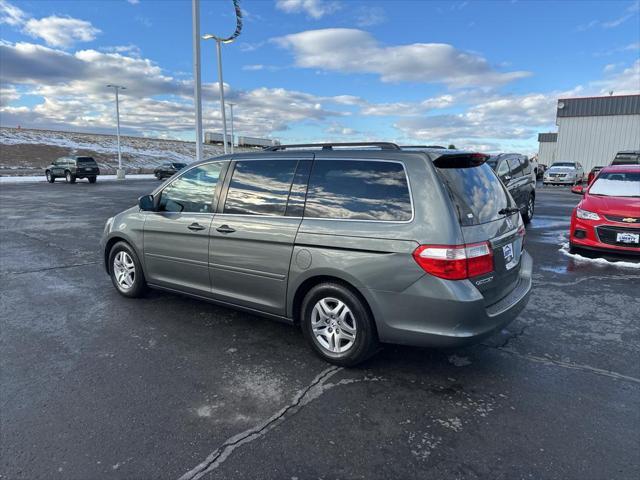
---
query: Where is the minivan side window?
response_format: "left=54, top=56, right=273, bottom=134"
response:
left=304, top=160, right=412, bottom=221
left=223, top=160, right=298, bottom=216
left=158, top=162, right=223, bottom=213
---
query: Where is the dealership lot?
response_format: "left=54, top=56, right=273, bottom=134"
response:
left=1, top=180, right=638, bottom=479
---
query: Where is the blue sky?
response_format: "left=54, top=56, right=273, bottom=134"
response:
left=1, top=0, right=639, bottom=153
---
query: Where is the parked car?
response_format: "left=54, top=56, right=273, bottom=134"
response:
left=45, top=156, right=100, bottom=183
left=611, top=150, right=640, bottom=165
left=101, top=142, right=532, bottom=366
left=153, top=162, right=188, bottom=180
left=542, top=161, right=584, bottom=186
left=587, top=166, right=604, bottom=185
left=569, top=165, right=640, bottom=256
left=487, top=153, right=536, bottom=223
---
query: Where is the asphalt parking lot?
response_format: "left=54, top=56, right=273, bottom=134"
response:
left=1, top=179, right=639, bottom=480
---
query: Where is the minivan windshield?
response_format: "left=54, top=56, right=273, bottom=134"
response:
left=435, top=161, right=513, bottom=226
left=589, top=171, right=640, bottom=197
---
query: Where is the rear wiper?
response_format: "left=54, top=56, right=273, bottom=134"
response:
left=498, top=207, right=520, bottom=215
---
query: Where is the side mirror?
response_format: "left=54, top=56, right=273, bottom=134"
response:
left=571, top=185, right=584, bottom=195
left=138, top=194, right=156, bottom=211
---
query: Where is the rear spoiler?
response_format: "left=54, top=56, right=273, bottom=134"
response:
left=432, top=153, right=489, bottom=168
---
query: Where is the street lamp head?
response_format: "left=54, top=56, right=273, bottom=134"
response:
left=107, top=84, right=126, bottom=90
left=202, top=33, right=235, bottom=44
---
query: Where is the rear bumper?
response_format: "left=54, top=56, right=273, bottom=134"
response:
left=366, top=251, right=533, bottom=348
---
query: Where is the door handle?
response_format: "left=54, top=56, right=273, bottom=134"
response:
left=188, top=222, right=206, bottom=231
left=216, top=224, right=236, bottom=234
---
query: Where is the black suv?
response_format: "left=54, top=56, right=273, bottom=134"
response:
left=153, top=162, right=188, bottom=180
left=45, top=156, right=100, bottom=183
left=611, top=150, right=640, bottom=165
left=487, top=153, right=536, bottom=223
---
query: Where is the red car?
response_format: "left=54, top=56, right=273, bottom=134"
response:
left=570, top=165, right=640, bottom=256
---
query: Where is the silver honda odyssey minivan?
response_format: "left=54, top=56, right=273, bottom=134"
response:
left=101, top=143, right=532, bottom=366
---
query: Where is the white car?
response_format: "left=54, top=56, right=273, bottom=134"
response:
left=543, top=162, right=584, bottom=186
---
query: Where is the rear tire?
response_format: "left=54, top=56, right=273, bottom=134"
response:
left=522, top=194, right=534, bottom=224
left=88, top=176, right=97, bottom=184
left=109, top=241, right=147, bottom=298
left=46, top=171, right=54, bottom=183
left=65, top=171, right=76, bottom=183
left=301, top=282, right=379, bottom=367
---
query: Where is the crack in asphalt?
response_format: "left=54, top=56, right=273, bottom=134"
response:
left=14, top=230, right=90, bottom=257
left=3, top=261, right=100, bottom=276
left=537, top=274, right=640, bottom=287
left=498, top=349, right=640, bottom=385
left=178, top=366, right=342, bottom=480
left=483, top=327, right=640, bottom=384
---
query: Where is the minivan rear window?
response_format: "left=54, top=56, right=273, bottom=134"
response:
left=435, top=161, right=513, bottom=226
left=304, top=160, right=412, bottom=221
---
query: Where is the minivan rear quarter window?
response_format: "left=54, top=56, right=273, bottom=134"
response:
left=436, top=159, right=512, bottom=226
left=304, top=160, right=412, bottom=221
left=223, top=160, right=298, bottom=216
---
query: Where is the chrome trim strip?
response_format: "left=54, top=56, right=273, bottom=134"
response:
left=209, top=262, right=285, bottom=280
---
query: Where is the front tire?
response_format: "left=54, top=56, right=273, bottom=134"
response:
left=65, top=171, right=76, bottom=183
left=155, top=172, right=162, bottom=180
left=46, top=171, right=54, bottom=183
left=109, top=241, right=147, bottom=298
left=301, top=282, right=378, bottom=367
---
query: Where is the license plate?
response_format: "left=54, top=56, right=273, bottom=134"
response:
left=617, top=232, right=640, bottom=244
left=503, top=243, right=518, bottom=270
left=84, top=168, right=91, bottom=171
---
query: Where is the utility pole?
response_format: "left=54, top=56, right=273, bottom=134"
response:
left=228, top=102, right=235, bottom=154
left=107, top=84, right=126, bottom=179
left=192, top=0, right=203, bottom=162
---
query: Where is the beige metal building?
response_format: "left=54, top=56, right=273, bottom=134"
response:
left=538, top=94, right=640, bottom=172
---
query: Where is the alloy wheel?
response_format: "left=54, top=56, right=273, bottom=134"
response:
left=113, top=251, right=135, bottom=291
left=311, top=297, right=357, bottom=354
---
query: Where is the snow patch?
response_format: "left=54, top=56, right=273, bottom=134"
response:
left=559, top=241, right=640, bottom=269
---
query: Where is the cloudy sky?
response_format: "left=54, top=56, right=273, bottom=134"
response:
left=1, top=0, right=639, bottom=153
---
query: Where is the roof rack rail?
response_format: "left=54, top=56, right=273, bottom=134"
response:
left=264, top=142, right=401, bottom=151
left=399, top=145, right=447, bottom=149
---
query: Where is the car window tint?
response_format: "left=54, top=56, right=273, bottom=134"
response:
left=304, top=160, right=412, bottom=221
left=223, top=160, right=298, bottom=216
left=507, top=158, right=521, bottom=175
left=497, top=160, right=509, bottom=176
left=158, top=162, right=222, bottom=213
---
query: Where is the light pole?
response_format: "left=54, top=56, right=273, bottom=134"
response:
left=203, top=35, right=231, bottom=154
left=202, top=0, right=243, bottom=155
left=192, top=0, right=203, bottom=162
left=228, top=102, right=235, bottom=154
left=107, top=84, right=126, bottom=179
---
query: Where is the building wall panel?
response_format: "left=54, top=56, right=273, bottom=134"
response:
left=537, top=141, right=557, bottom=166
left=555, top=115, right=640, bottom=172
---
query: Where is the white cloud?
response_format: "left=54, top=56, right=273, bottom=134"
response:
left=1, top=1, right=100, bottom=48
left=592, top=59, right=640, bottom=95
left=0, top=86, right=20, bottom=106
left=275, top=29, right=530, bottom=87
left=275, top=0, right=341, bottom=19
left=127, top=0, right=140, bottom=4
left=355, top=6, right=386, bottom=27
left=24, top=16, right=100, bottom=48
left=0, top=0, right=25, bottom=25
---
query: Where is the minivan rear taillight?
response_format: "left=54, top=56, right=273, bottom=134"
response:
left=412, top=242, right=494, bottom=280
